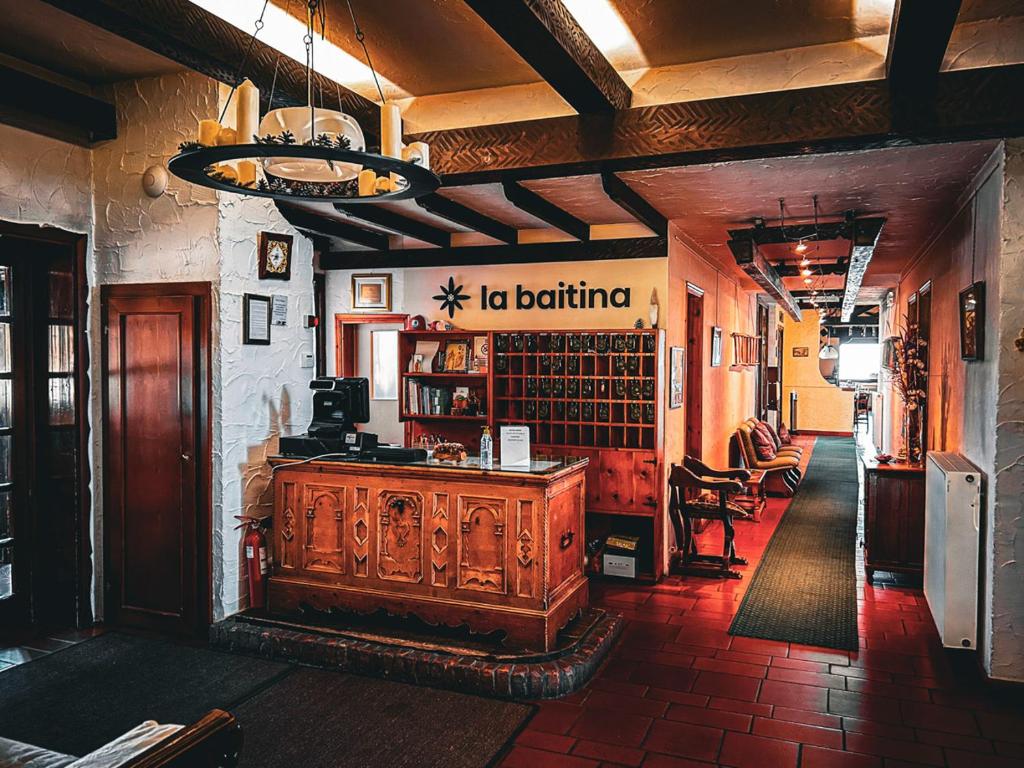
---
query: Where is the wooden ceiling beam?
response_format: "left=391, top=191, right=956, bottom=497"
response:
left=886, top=1, right=962, bottom=99
left=410, top=65, right=1024, bottom=183
left=841, top=218, right=885, bottom=322
left=415, top=194, right=518, bottom=244
left=334, top=204, right=452, bottom=248
left=502, top=181, right=590, bottom=241
left=0, top=62, right=116, bottom=146
left=600, top=173, right=666, bottom=237
left=276, top=203, right=390, bottom=251
left=321, top=236, right=665, bottom=270
left=464, top=0, right=631, bottom=113
left=727, top=238, right=803, bottom=322
left=42, top=0, right=380, bottom=139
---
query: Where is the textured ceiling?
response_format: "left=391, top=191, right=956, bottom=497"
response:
left=292, top=0, right=542, bottom=96
left=606, top=0, right=895, bottom=69
left=0, top=0, right=182, bottom=85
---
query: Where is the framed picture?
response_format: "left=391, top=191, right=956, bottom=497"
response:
left=352, top=273, right=391, bottom=311
left=442, top=339, right=471, bottom=372
left=710, top=326, right=723, bottom=367
left=669, top=346, right=684, bottom=409
left=792, top=346, right=809, bottom=358
left=959, top=281, right=985, bottom=360
left=242, top=293, right=271, bottom=345
left=258, top=232, right=293, bottom=280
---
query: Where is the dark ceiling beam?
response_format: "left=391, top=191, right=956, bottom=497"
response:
left=726, top=218, right=888, bottom=246
left=410, top=65, right=1024, bottom=183
left=334, top=204, right=452, bottom=248
left=502, top=181, right=590, bottom=240
left=464, top=0, right=631, bottom=113
left=841, top=218, right=885, bottom=321
left=600, top=173, right=667, bottom=236
left=886, top=0, right=962, bottom=105
left=42, top=0, right=380, bottom=140
left=276, top=203, right=390, bottom=251
left=0, top=63, right=116, bottom=146
left=415, top=194, right=518, bottom=244
left=774, top=263, right=847, bottom=277
left=727, top=239, right=803, bottom=322
left=321, top=236, right=665, bottom=269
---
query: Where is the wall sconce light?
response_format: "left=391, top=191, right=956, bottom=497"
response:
left=142, top=165, right=168, bottom=198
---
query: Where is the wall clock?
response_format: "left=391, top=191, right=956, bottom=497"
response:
left=258, top=231, right=293, bottom=280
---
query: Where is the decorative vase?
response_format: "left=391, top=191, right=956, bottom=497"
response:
left=904, top=405, right=923, bottom=464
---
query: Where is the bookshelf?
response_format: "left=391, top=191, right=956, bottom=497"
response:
left=398, top=327, right=665, bottom=580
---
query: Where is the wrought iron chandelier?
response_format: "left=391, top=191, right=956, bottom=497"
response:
left=168, top=0, right=439, bottom=203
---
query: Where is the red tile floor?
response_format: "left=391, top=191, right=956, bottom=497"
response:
left=501, top=437, right=1024, bottom=768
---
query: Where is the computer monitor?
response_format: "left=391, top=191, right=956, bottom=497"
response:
left=309, top=377, right=370, bottom=433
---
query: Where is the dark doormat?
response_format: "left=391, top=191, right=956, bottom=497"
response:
left=0, top=631, right=291, bottom=756
left=729, top=437, right=860, bottom=651
left=233, top=667, right=534, bottom=768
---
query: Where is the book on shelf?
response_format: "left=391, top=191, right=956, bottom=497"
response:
left=405, top=380, right=453, bottom=416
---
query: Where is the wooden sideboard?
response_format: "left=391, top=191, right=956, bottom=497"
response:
left=267, top=456, right=589, bottom=651
left=862, top=456, right=926, bottom=583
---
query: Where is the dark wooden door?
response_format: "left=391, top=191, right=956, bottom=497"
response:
left=103, top=284, right=210, bottom=635
left=685, top=289, right=704, bottom=459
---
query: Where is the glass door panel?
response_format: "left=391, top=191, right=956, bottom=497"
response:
left=0, top=263, right=12, bottom=602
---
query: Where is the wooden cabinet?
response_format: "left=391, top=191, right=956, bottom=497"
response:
left=863, top=457, right=925, bottom=583
left=269, top=457, right=589, bottom=652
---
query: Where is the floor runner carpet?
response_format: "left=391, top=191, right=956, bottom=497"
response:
left=729, top=437, right=860, bottom=650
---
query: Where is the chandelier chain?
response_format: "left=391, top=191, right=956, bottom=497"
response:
left=218, top=0, right=271, bottom=123
left=345, top=0, right=387, bottom=104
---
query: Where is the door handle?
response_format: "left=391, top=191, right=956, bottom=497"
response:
left=642, top=459, right=657, bottom=465
left=182, top=453, right=192, bottom=462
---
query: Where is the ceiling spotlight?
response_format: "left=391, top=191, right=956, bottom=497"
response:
left=800, top=257, right=811, bottom=268
left=803, top=276, right=813, bottom=285
left=801, top=268, right=813, bottom=277
left=811, top=290, right=818, bottom=296
left=795, top=240, right=809, bottom=254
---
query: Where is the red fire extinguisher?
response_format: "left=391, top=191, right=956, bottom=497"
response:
left=236, top=516, right=271, bottom=609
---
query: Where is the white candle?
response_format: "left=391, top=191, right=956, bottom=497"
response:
left=380, top=103, right=402, bottom=158
left=402, top=141, right=430, bottom=169
left=198, top=119, right=220, bottom=146
left=358, top=169, right=377, bottom=196
left=235, top=78, right=260, bottom=144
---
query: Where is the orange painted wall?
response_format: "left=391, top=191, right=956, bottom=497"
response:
left=781, top=311, right=854, bottom=433
left=666, top=226, right=758, bottom=471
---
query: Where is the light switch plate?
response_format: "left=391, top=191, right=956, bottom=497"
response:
left=301, top=352, right=315, bottom=369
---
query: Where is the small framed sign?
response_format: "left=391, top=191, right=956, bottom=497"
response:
left=243, top=293, right=271, bottom=345
left=352, top=273, right=392, bottom=311
left=442, top=339, right=471, bottom=372
left=959, top=281, right=985, bottom=360
left=258, top=232, right=293, bottom=280
left=792, top=346, right=809, bottom=357
left=669, top=346, right=684, bottom=409
left=710, top=326, right=723, bottom=367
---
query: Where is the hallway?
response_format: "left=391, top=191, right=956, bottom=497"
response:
left=502, top=437, right=1024, bottom=768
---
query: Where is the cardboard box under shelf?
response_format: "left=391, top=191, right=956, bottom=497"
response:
left=602, top=534, right=640, bottom=579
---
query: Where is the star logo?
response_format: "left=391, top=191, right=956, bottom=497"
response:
left=433, top=276, right=470, bottom=318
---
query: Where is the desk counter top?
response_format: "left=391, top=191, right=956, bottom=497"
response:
left=269, top=454, right=589, bottom=483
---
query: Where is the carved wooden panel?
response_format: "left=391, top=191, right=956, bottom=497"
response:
left=352, top=486, right=369, bottom=578
left=431, top=492, right=449, bottom=587
left=377, top=490, right=424, bottom=583
left=279, top=480, right=297, bottom=570
left=302, top=486, right=345, bottom=574
left=515, top=499, right=535, bottom=599
left=457, top=495, right=507, bottom=594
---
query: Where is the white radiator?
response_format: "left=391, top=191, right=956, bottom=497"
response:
left=925, top=452, right=983, bottom=649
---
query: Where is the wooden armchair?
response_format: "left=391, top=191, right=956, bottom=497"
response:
left=667, top=457, right=751, bottom=580
left=125, top=709, right=241, bottom=767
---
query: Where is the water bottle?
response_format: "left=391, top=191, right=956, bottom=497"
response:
left=479, top=426, right=493, bottom=469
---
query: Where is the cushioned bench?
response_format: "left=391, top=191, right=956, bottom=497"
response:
left=735, top=419, right=803, bottom=497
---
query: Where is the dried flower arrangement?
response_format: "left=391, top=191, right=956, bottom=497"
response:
left=890, top=320, right=927, bottom=461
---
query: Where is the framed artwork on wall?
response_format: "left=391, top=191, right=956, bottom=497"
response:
left=669, top=346, right=684, bottom=408
left=243, top=293, right=271, bottom=345
left=792, top=346, right=809, bottom=357
left=258, top=232, right=293, bottom=280
left=352, top=273, right=392, bottom=311
left=959, top=281, right=985, bottom=360
left=710, top=326, right=723, bottom=367
left=441, top=339, right=471, bottom=372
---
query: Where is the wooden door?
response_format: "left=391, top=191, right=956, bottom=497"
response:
left=685, top=289, right=704, bottom=459
left=103, top=284, right=210, bottom=635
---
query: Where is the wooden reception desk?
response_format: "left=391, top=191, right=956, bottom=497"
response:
left=267, top=455, right=589, bottom=651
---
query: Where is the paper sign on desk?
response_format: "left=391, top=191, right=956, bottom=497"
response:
left=500, top=426, right=531, bottom=468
